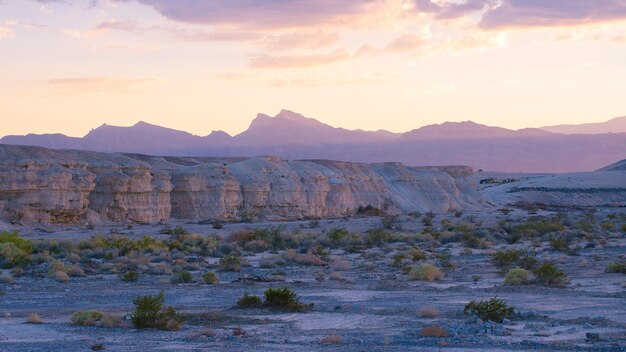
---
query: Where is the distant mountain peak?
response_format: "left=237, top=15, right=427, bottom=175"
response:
left=276, top=109, right=307, bottom=121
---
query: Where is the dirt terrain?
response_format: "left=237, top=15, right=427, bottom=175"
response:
left=1, top=209, right=625, bottom=351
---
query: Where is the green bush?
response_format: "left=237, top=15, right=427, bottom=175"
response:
left=503, top=268, right=532, bottom=285
left=131, top=291, right=183, bottom=330
left=408, top=263, right=445, bottom=281
left=218, top=255, right=242, bottom=272
left=171, top=271, right=193, bottom=284
left=605, top=261, right=626, bottom=274
left=237, top=293, right=262, bottom=308
left=71, top=310, right=121, bottom=328
left=365, top=229, right=393, bottom=246
left=264, top=287, right=303, bottom=310
left=464, top=297, right=515, bottom=323
left=202, top=272, right=219, bottom=284
left=511, top=218, right=564, bottom=237
left=121, top=271, right=139, bottom=282
left=533, top=262, right=569, bottom=287
left=549, top=237, right=577, bottom=255
left=0, top=232, right=32, bottom=268
left=491, top=249, right=537, bottom=270
left=0, top=231, right=33, bottom=253
left=327, top=228, right=348, bottom=244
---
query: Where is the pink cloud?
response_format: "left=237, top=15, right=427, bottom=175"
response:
left=480, top=0, right=626, bottom=29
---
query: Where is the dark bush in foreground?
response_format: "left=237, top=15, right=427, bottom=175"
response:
left=237, top=288, right=311, bottom=311
left=464, top=297, right=515, bottom=323
left=533, top=262, right=569, bottom=287
left=131, top=291, right=183, bottom=330
left=264, top=287, right=301, bottom=309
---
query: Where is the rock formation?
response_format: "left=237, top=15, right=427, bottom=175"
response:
left=0, top=145, right=482, bottom=226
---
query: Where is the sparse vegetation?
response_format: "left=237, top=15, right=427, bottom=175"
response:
left=533, top=262, right=569, bottom=287
left=408, top=263, right=444, bottom=281
left=131, top=291, right=183, bottom=330
left=421, top=325, right=449, bottom=337
left=464, top=297, right=515, bottom=323
left=236, top=293, right=263, bottom=308
left=71, top=310, right=121, bottom=328
left=171, top=271, right=193, bottom=284
left=605, top=261, right=626, bottom=274
left=121, top=271, right=139, bottom=282
left=202, top=271, right=219, bottom=284
left=503, top=268, right=532, bottom=285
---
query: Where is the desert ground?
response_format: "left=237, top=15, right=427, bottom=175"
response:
left=1, top=203, right=625, bottom=351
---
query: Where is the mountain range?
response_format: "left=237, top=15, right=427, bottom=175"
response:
left=2, top=110, right=626, bottom=173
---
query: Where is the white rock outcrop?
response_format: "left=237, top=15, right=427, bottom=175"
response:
left=0, top=145, right=482, bottom=225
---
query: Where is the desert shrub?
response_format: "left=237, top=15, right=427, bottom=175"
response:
left=26, top=313, right=43, bottom=324
left=67, top=264, right=85, bottom=277
left=549, top=237, right=578, bottom=255
left=237, top=293, right=263, bottom=308
left=605, top=261, right=626, bottom=274
left=264, top=287, right=308, bottom=311
left=160, top=226, right=188, bottom=236
left=421, top=211, right=435, bottom=227
left=170, top=271, right=193, bottom=284
left=131, top=291, right=183, bottom=330
left=327, top=228, right=348, bottom=244
left=121, top=271, right=139, bottom=282
left=381, top=215, right=399, bottom=230
left=392, top=254, right=407, bottom=268
left=71, top=310, right=105, bottom=326
left=212, top=222, right=224, bottom=229
left=491, top=249, right=537, bottom=270
left=511, top=218, right=564, bottom=238
left=408, top=263, right=444, bottom=281
left=321, top=334, right=343, bottom=344
left=418, top=307, right=440, bottom=318
left=218, top=255, right=242, bottom=272
left=0, top=243, right=23, bottom=269
left=464, top=297, right=515, bottom=323
left=231, top=227, right=286, bottom=250
left=503, top=268, right=532, bottom=285
left=365, top=229, right=393, bottom=246
left=53, top=271, right=70, bottom=283
left=71, top=310, right=121, bottom=328
left=283, top=249, right=326, bottom=266
left=407, top=247, right=427, bottom=261
left=203, top=271, right=219, bottom=284
left=0, top=231, right=33, bottom=253
left=421, top=325, right=449, bottom=337
left=533, top=262, right=569, bottom=286
left=460, top=230, right=484, bottom=248
left=435, top=252, right=455, bottom=270
left=0, top=275, right=15, bottom=284
left=601, top=222, right=616, bottom=231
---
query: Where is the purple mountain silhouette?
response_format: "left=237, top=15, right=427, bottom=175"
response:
left=2, top=110, right=626, bottom=172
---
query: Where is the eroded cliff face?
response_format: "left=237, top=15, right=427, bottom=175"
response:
left=0, top=145, right=482, bottom=225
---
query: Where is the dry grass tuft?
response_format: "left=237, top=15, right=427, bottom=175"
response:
left=418, top=307, right=440, bottom=318
left=421, top=325, right=449, bottom=337
left=26, top=313, right=43, bottom=324
left=321, top=334, right=343, bottom=344
left=408, top=264, right=444, bottom=281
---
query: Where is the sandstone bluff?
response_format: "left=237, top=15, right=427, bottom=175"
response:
left=0, top=145, right=481, bottom=226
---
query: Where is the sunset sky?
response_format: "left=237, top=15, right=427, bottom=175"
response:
left=1, top=0, right=626, bottom=137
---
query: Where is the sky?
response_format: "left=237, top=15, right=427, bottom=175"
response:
left=1, top=0, right=626, bottom=137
